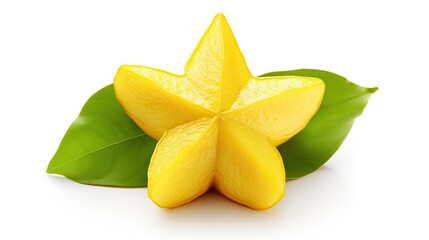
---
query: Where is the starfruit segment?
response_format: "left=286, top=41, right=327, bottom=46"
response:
left=214, top=118, right=285, bottom=209
left=114, top=65, right=212, bottom=140
left=121, top=65, right=213, bottom=109
left=226, top=77, right=325, bottom=146
left=185, top=13, right=251, bottom=112
left=148, top=117, right=217, bottom=208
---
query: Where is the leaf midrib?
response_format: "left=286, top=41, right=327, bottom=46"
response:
left=47, top=133, right=147, bottom=173
left=320, top=89, right=375, bottom=109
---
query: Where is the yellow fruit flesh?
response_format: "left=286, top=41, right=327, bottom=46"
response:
left=148, top=116, right=285, bottom=209
left=226, top=77, right=325, bottom=146
left=215, top=118, right=285, bottom=209
left=114, top=14, right=325, bottom=209
left=185, top=12, right=251, bottom=112
left=114, top=66, right=212, bottom=140
left=148, top=117, right=217, bottom=207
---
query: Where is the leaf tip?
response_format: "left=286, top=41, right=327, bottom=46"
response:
left=368, top=87, right=378, bottom=93
left=45, top=161, right=57, bottom=174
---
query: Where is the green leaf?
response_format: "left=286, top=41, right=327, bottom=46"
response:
left=261, top=69, right=377, bottom=180
left=47, top=85, right=157, bottom=187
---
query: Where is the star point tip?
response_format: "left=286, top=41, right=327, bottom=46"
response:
left=214, top=13, right=227, bottom=21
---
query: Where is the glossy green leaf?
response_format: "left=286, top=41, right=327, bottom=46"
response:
left=261, top=69, right=377, bottom=179
left=47, top=85, right=156, bottom=186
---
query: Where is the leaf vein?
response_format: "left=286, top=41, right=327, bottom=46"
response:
left=320, top=91, right=373, bottom=109
left=47, top=133, right=147, bottom=173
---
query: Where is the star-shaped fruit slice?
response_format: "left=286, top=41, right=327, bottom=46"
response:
left=114, top=14, right=325, bottom=209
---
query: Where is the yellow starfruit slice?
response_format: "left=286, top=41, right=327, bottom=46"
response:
left=215, top=118, right=285, bottom=209
left=148, top=117, right=217, bottom=207
left=225, top=77, right=325, bottom=146
left=114, top=13, right=325, bottom=209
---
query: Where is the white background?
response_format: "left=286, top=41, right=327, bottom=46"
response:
left=1, top=0, right=428, bottom=239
